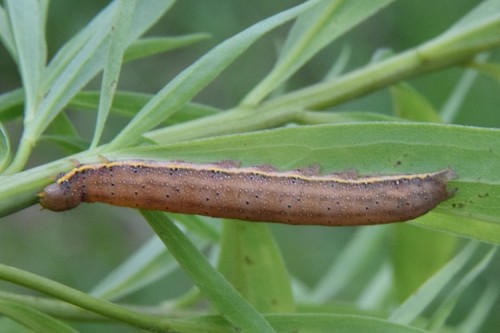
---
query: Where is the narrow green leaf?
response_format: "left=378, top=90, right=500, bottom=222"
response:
left=89, top=215, right=217, bottom=301
left=0, top=5, right=17, bottom=60
left=418, top=0, right=500, bottom=61
left=69, top=90, right=221, bottom=123
left=445, top=0, right=500, bottom=34
left=356, top=262, right=393, bottom=309
left=124, top=34, right=210, bottom=63
left=391, top=224, right=457, bottom=301
left=309, top=226, right=389, bottom=302
left=6, top=0, right=47, bottom=119
left=91, top=0, right=136, bottom=148
left=468, top=60, right=500, bottom=82
left=427, top=246, right=497, bottom=331
left=440, top=53, right=489, bottom=124
left=0, top=300, right=78, bottom=333
left=0, top=89, right=25, bottom=121
left=141, top=210, right=276, bottom=333
left=217, top=220, right=294, bottom=313
left=388, top=242, right=479, bottom=324
left=0, top=262, right=181, bottom=331
left=323, top=44, right=351, bottom=80
left=8, top=0, right=176, bottom=173
left=106, top=0, right=321, bottom=150
left=48, top=112, right=80, bottom=137
left=185, top=314, right=431, bottom=333
left=242, top=0, right=395, bottom=105
left=173, top=214, right=221, bottom=242
left=90, top=236, right=181, bottom=301
left=0, top=123, right=11, bottom=172
left=390, top=83, right=442, bottom=122
left=457, top=281, right=500, bottom=333
left=295, top=111, right=401, bottom=125
left=39, top=135, right=88, bottom=153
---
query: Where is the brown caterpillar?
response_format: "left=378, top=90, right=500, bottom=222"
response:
left=39, top=160, right=456, bottom=226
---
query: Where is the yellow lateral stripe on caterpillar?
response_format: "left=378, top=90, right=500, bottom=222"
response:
left=40, top=160, right=456, bottom=226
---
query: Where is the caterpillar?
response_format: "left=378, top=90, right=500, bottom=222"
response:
left=39, top=160, right=456, bottom=226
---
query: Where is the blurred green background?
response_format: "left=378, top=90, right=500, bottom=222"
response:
left=0, top=0, right=498, bottom=332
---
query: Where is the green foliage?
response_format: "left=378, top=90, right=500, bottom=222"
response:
left=0, top=0, right=499, bottom=332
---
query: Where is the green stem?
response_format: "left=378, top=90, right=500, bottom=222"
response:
left=0, top=291, right=204, bottom=322
left=0, top=263, right=203, bottom=332
left=143, top=106, right=302, bottom=144
left=4, top=129, right=35, bottom=175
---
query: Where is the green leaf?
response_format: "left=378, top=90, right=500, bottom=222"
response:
left=110, top=123, right=500, bottom=243
left=90, top=0, right=136, bottom=149
left=0, top=5, right=17, bottom=60
left=323, top=43, right=351, bottom=80
left=141, top=210, right=276, bottom=333
left=309, top=226, right=389, bottom=302
left=185, top=314, right=431, bottom=333
left=124, top=34, right=210, bottom=63
left=440, top=53, right=489, bottom=124
left=391, top=224, right=457, bottom=301
left=106, top=0, right=321, bottom=150
left=0, top=262, right=185, bottom=331
left=419, top=0, right=500, bottom=61
left=242, top=0, right=395, bottom=105
left=5, top=0, right=47, bottom=119
left=217, top=220, right=294, bottom=313
left=89, top=215, right=218, bottom=301
left=427, top=246, right=496, bottom=331
left=69, top=90, right=221, bottom=123
left=7, top=0, right=176, bottom=173
left=48, top=112, right=80, bottom=137
left=0, top=88, right=24, bottom=121
left=90, top=236, right=181, bottom=301
left=0, top=123, right=11, bottom=172
left=468, top=61, right=500, bottom=82
left=390, top=83, right=442, bottom=122
left=457, top=281, right=500, bottom=333
left=2, top=123, right=500, bottom=245
left=39, top=135, right=88, bottom=153
left=388, top=242, right=479, bottom=324
left=0, top=300, right=78, bottom=333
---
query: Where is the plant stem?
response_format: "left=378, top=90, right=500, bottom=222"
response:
left=0, top=263, right=204, bottom=332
